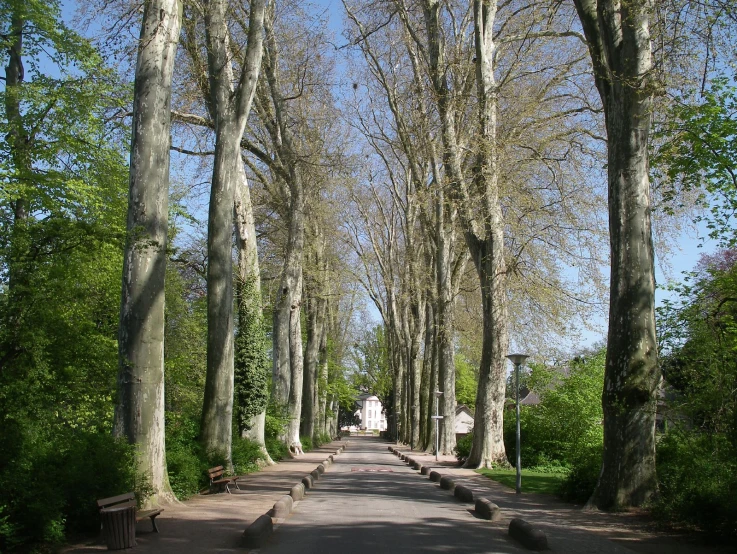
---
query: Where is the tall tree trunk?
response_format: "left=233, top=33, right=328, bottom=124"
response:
left=262, top=11, right=307, bottom=454
left=573, top=0, right=659, bottom=510
left=437, top=188, right=457, bottom=455
left=200, top=0, right=267, bottom=463
left=419, top=300, right=434, bottom=449
left=301, top=233, right=326, bottom=441
left=115, top=0, right=181, bottom=505
left=234, top=173, right=273, bottom=465
left=464, top=0, right=509, bottom=469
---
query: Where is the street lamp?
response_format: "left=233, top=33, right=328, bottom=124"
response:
left=506, top=353, right=529, bottom=494
left=432, top=390, right=444, bottom=461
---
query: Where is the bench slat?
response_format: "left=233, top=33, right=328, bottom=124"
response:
left=97, top=492, right=135, bottom=509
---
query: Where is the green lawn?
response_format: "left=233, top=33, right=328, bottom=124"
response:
left=475, top=468, right=565, bottom=495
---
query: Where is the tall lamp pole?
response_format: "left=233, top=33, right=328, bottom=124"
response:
left=506, top=353, right=529, bottom=494
left=432, top=390, right=444, bottom=461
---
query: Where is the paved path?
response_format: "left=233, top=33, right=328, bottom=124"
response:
left=64, top=437, right=734, bottom=553
left=63, top=440, right=348, bottom=553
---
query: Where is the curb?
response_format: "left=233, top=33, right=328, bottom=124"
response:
left=269, top=494, right=293, bottom=518
left=290, top=483, right=305, bottom=501
left=439, top=475, right=456, bottom=491
left=475, top=497, right=502, bottom=521
left=242, top=514, right=273, bottom=548
left=508, top=518, right=548, bottom=550
left=454, top=484, right=474, bottom=503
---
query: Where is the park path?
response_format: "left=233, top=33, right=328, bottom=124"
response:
left=63, top=436, right=733, bottom=553
left=62, top=440, right=348, bottom=554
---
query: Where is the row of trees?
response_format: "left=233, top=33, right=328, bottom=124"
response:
left=343, top=0, right=736, bottom=512
left=1, top=0, right=736, bottom=548
left=0, top=1, right=361, bottom=546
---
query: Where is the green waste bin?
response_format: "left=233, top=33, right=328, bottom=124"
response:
left=100, top=504, right=136, bottom=550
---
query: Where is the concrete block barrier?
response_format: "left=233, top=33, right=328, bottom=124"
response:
left=420, top=466, right=431, bottom=476
left=411, top=461, right=422, bottom=470
left=429, top=471, right=442, bottom=482
left=302, top=475, right=314, bottom=489
left=290, top=483, right=305, bottom=501
left=439, top=475, right=456, bottom=491
left=242, top=514, right=273, bottom=548
left=270, top=495, right=293, bottom=519
left=329, top=454, right=334, bottom=461
left=474, top=497, right=501, bottom=521
left=388, top=446, right=394, bottom=451
left=316, top=463, right=326, bottom=474
left=454, top=484, right=474, bottom=503
left=310, top=469, right=320, bottom=480
left=323, top=459, right=331, bottom=467
left=508, top=518, right=548, bottom=551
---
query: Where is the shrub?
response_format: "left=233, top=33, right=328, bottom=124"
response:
left=300, top=436, right=313, bottom=452
left=652, top=427, right=737, bottom=539
left=0, top=427, right=138, bottom=551
left=558, top=444, right=601, bottom=504
left=265, top=437, right=290, bottom=462
left=454, top=433, right=474, bottom=461
left=231, top=438, right=266, bottom=475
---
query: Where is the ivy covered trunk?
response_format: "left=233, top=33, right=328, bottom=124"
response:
left=200, top=0, right=266, bottom=464
left=234, top=174, right=273, bottom=464
left=115, top=0, right=181, bottom=504
left=573, top=0, right=659, bottom=510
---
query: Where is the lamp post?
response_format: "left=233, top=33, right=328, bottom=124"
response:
left=432, top=390, right=444, bottom=461
left=506, top=353, right=529, bottom=494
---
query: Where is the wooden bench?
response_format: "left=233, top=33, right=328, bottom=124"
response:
left=97, top=492, right=162, bottom=533
left=207, top=466, right=240, bottom=493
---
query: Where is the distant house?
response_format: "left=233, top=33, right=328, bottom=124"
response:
left=455, top=405, right=474, bottom=435
left=354, top=393, right=387, bottom=431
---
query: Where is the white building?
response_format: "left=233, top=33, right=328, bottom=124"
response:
left=455, top=404, right=474, bottom=435
left=355, top=394, right=387, bottom=431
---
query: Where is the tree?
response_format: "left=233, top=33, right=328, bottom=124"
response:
left=654, top=77, right=737, bottom=247
left=114, top=0, right=181, bottom=504
left=573, top=0, right=660, bottom=510
left=199, top=0, right=267, bottom=465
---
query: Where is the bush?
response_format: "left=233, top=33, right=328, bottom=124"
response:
left=558, top=444, right=601, bottom=504
left=0, top=427, right=138, bottom=551
left=300, top=435, right=313, bottom=452
left=264, top=406, right=290, bottom=461
left=454, top=433, right=473, bottom=461
left=231, top=438, right=266, bottom=475
left=652, top=427, right=737, bottom=539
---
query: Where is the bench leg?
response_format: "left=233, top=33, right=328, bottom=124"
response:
left=150, top=514, right=159, bottom=533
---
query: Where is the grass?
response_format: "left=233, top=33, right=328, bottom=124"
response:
left=476, top=468, right=565, bottom=495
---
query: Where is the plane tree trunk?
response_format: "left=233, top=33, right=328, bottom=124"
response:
left=573, top=0, right=659, bottom=510
left=115, top=0, right=182, bottom=504
left=200, top=0, right=266, bottom=463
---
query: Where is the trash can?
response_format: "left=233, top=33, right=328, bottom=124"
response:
left=100, top=504, right=136, bottom=550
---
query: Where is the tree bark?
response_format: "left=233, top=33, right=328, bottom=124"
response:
left=234, top=171, right=274, bottom=465
left=573, top=0, right=659, bottom=510
left=115, top=0, right=181, bottom=504
left=200, top=0, right=267, bottom=463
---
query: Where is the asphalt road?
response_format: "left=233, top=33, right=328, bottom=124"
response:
left=256, top=437, right=524, bottom=554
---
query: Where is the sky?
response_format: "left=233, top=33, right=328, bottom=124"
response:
left=54, top=0, right=723, bottom=356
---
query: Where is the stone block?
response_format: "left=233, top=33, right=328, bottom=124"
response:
left=290, top=483, right=305, bottom=501
left=508, top=518, right=548, bottom=551
left=302, top=475, right=314, bottom=489
left=429, top=471, right=442, bottom=482
left=242, top=514, right=273, bottom=548
left=270, top=495, right=293, bottom=518
left=454, top=484, right=474, bottom=503
left=439, top=475, right=456, bottom=491
left=474, top=497, right=501, bottom=521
